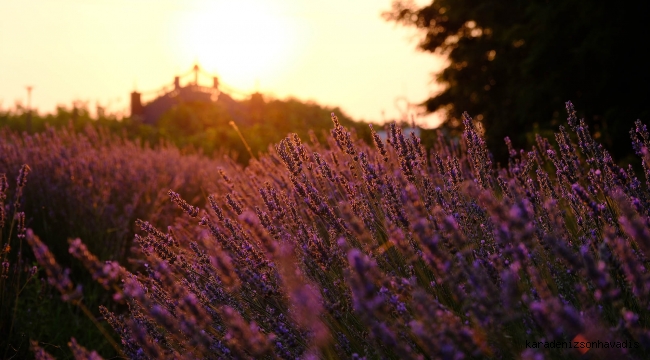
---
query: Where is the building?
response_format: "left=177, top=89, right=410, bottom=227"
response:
left=130, top=64, right=222, bottom=125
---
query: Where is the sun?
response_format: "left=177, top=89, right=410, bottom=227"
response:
left=173, top=1, right=295, bottom=89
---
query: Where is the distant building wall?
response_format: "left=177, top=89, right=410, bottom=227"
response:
left=132, top=84, right=220, bottom=125
left=375, top=127, right=421, bottom=141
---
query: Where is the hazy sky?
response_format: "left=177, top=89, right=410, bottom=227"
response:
left=0, top=0, right=444, bottom=127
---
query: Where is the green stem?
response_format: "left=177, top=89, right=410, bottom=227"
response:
left=73, top=300, right=125, bottom=358
left=229, top=121, right=255, bottom=161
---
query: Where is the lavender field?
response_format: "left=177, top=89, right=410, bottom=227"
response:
left=2, top=102, right=650, bottom=359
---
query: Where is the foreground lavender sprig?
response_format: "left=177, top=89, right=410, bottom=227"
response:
left=25, top=230, right=124, bottom=357
left=26, top=230, right=82, bottom=302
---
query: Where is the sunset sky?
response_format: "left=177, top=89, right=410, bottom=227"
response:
left=0, top=0, right=444, bottom=127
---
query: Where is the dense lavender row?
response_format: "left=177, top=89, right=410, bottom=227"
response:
left=0, top=125, right=230, bottom=261
left=24, top=103, right=650, bottom=358
left=0, top=125, right=231, bottom=358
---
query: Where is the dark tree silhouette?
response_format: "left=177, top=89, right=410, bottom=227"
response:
left=384, top=0, right=650, bottom=162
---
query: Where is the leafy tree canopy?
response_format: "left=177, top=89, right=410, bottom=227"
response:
left=384, top=0, right=650, bottom=162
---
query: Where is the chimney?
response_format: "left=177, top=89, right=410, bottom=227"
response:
left=130, top=91, right=143, bottom=118
left=213, top=76, right=219, bottom=89
left=174, top=76, right=180, bottom=89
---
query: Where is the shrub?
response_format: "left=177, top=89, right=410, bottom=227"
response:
left=26, top=103, right=650, bottom=358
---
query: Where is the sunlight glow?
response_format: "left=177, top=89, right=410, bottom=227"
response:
left=173, top=0, right=295, bottom=88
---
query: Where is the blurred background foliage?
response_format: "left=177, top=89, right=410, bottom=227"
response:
left=384, top=0, right=650, bottom=163
left=1, top=94, right=376, bottom=165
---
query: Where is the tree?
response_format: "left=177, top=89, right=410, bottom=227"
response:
left=384, top=0, right=650, bottom=162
